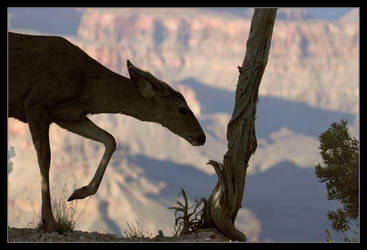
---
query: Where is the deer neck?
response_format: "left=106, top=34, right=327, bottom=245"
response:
left=86, top=72, right=156, bottom=121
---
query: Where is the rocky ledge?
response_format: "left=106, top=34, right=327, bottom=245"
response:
left=8, top=227, right=235, bottom=243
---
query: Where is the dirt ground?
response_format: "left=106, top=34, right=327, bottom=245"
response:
left=7, top=227, right=238, bottom=243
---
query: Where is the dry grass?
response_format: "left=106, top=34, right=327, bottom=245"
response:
left=122, top=219, right=154, bottom=239
left=35, top=177, right=89, bottom=235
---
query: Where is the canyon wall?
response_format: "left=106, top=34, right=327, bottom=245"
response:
left=69, top=8, right=358, bottom=114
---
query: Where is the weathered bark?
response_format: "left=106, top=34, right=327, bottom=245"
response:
left=204, top=8, right=277, bottom=241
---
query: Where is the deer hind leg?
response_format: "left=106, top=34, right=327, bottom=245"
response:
left=26, top=109, right=56, bottom=231
left=56, top=117, right=116, bottom=201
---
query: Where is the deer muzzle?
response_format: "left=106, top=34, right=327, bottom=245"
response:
left=189, top=133, right=206, bottom=146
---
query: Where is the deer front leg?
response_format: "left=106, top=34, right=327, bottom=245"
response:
left=56, top=117, right=116, bottom=201
left=26, top=109, right=56, bottom=231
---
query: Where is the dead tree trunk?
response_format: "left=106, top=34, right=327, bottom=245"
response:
left=204, top=8, right=277, bottom=242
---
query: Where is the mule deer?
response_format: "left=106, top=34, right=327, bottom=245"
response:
left=8, top=32, right=206, bottom=231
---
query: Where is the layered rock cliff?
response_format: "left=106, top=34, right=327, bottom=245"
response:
left=69, top=8, right=358, bottom=114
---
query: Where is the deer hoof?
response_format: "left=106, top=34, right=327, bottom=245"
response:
left=67, top=186, right=92, bottom=201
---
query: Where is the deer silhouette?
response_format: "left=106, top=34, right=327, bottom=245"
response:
left=8, top=32, right=206, bottom=231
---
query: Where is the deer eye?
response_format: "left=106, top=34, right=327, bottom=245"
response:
left=178, top=107, right=189, bottom=115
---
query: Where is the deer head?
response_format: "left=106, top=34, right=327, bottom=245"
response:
left=127, top=60, right=206, bottom=146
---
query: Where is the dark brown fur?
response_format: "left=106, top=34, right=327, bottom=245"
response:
left=8, top=32, right=205, bottom=231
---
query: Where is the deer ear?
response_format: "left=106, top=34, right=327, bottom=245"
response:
left=127, top=60, right=156, bottom=99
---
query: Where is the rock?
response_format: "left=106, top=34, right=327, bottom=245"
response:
left=158, top=230, right=164, bottom=237
left=78, top=234, right=87, bottom=241
left=71, top=8, right=358, bottom=114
